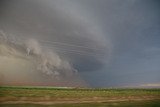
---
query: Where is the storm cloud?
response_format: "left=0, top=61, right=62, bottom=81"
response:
left=0, top=0, right=160, bottom=87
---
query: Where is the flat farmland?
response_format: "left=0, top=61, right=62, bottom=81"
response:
left=0, top=86, right=160, bottom=107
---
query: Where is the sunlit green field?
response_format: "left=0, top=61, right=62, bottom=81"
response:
left=0, top=86, right=160, bottom=107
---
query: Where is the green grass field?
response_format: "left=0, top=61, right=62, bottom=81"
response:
left=0, top=86, right=160, bottom=107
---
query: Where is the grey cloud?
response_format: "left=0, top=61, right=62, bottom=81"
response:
left=0, top=0, right=160, bottom=87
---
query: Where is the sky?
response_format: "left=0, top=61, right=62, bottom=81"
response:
left=0, top=0, right=160, bottom=88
